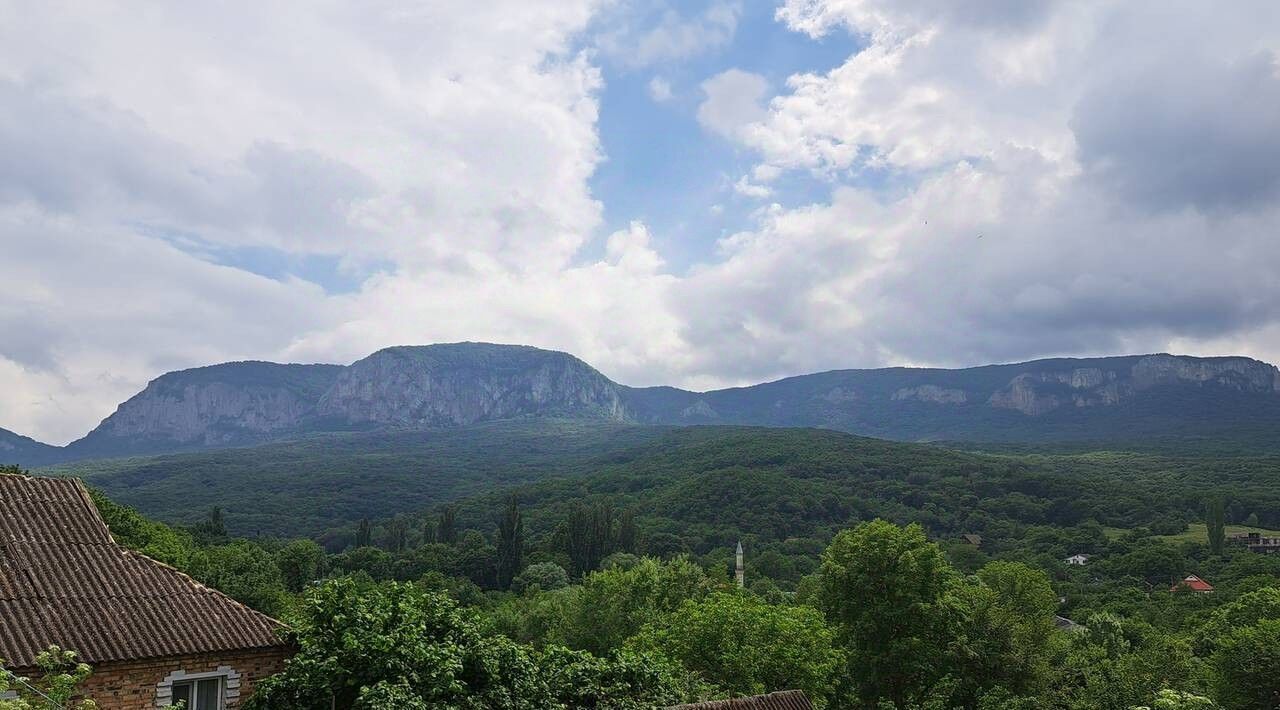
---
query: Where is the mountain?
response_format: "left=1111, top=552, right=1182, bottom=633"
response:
left=0, top=427, right=61, bottom=468
left=314, top=344, right=628, bottom=428
left=7, top=345, right=1280, bottom=467
left=624, top=353, right=1280, bottom=444
left=65, top=361, right=344, bottom=458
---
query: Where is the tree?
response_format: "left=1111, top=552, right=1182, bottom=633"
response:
left=513, top=562, right=570, bottom=594
left=617, top=509, right=638, bottom=555
left=815, top=519, right=963, bottom=708
left=245, top=578, right=681, bottom=709
left=630, top=591, right=842, bottom=703
left=384, top=516, right=409, bottom=553
left=565, top=557, right=712, bottom=655
left=438, top=506, right=458, bottom=545
left=1206, top=498, right=1226, bottom=556
left=0, top=646, right=97, bottom=710
left=1211, top=618, right=1280, bottom=710
left=564, top=502, right=615, bottom=575
left=1193, top=587, right=1280, bottom=655
left=947, top=562, right=1058, bottom=704
left=189, top=541, right=287, bottom=615
left=496, top=497, right=524, bottom=589
left=1134, top=689, right=1219, bottom=709
left=276, top=539, right=327, bottom=593
left=354, top=518, right=372, bottom=549
left=536, top=646, right=683, bottom=709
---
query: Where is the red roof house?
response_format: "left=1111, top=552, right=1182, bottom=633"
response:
left=1171, top=574, right=1214, bottom=593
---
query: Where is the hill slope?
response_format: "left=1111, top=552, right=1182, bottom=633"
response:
left=0, top=427, right=62, bottom=467
left=43, top=420, right=1280, bottom=543
left=626, top=354, right=1280, bottom=445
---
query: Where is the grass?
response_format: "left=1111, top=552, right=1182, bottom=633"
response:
left=1156, top=522, right=1280, bottom=545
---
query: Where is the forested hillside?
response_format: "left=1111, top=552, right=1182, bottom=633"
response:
left=42, top=421, right=1280, bottom=541
left=16, top=460, right=1274, bottom=709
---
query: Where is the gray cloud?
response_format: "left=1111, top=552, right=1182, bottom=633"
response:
left=1073, top=51, right=1280, bottom=213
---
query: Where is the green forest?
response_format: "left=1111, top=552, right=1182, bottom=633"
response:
left=9, top=420, right=1280, bottom=708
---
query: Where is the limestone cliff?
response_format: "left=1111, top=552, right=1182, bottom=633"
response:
left=315, top=344, right=629, bottom=427
left=987, top=355, right=1280, bottom=416
left=68, top=361, right=342, bottom=454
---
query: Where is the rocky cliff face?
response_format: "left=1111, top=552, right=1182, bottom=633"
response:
left=315, top=344, right=629, bottom=427
left=987, top=355, right=1280, bottom=416
left=68, top=362, right=343, bottom=453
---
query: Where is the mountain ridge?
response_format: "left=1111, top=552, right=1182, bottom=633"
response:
left=6, top=343, right=1280, bottom=465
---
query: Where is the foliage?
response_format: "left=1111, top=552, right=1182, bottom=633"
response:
left=1210, top=618, right=1280, bottom=710
left=816, top=520, right=963, bottom=707
left=511, top=562, right=569, bottom=594
left=563, top=557, right=714, bottom=655
left=0, top=646, right=97, bottom=710
left=1206, top=499, right=1226, bottom=556
left=630, top=591, right=842, bottom=704
left=244, top=578, right=682, bottom=709
left=496, top=497, right=523, bottom=589
left=275, top=539, right=327, bottom=593
left=188, top=541, right=287, bottom=616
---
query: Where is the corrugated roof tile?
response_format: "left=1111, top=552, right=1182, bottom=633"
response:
left=0, top=475, right=287, bottom=668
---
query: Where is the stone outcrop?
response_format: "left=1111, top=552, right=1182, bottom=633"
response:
left=988, top=356, right=1280, bottom=416
left=892, top=385, right=967, bottom=404
left=68, top=362, right=342, bottom=453
left=315, top=344, right=629, bottom=427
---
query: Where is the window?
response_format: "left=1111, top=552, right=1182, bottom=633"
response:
left=170, top=677, right=222, bottom=710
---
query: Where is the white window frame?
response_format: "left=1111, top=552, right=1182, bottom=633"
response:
left=156, top=666, right=241, bottom=709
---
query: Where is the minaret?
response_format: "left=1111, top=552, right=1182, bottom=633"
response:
left=735, top=541, right=744, bottom=588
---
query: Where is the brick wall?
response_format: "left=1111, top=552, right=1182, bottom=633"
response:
left=59, top=647, right=288, bottom=710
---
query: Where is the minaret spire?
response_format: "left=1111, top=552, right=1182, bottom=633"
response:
left=735, top=540, right=744, bottom=588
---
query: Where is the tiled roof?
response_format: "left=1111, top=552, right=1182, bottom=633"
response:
left=0, top=475, right=287, bottom=668
left=666, top=690, right=814, bottom=710
left=1171, top=574, right=1214, bottom=592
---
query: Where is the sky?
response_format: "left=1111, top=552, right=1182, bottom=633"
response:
left=2, top=0, right=1280, bottom=445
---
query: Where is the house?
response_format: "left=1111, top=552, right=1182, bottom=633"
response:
left=0, top=475, right=290, bottom=709
left=960, top=534, right=983, bottom=547
left=1171, top=574, right=1215, bottom=593
left=1064, top=553, right=1091, bottom=566
left=1227, top=531, right=1280, bottom=554
left=666, top=690, right=814, bottom=710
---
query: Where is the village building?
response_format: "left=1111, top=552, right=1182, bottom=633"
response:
left=1064, top=553, right=1091, bottom=566
left=0, top=475, right=290, bottom=709
left=667, top=689, right=814, bottom=710
left=1171, top=574, right=1215, bottom=593
left=960, top=533, right=983, bottom=547
left=1227, top=531, right=1280, bottom=554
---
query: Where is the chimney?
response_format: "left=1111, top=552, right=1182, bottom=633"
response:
left=735, top=540, right=744, bottom=588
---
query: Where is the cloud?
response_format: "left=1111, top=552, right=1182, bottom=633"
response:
left=596, top=1, right=742, bottom=68
left=5, top=0, right=1280, bottom=446
left=0, top=0, right=606, bottom=442
left=647, top=76, right=674, bottom=102
left=1072, top=51, right=1280, bottom=213
left=696, top=69, right=770, bottom=140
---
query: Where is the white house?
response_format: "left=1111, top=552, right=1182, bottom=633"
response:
left=1065, top=553, right=1091, bottom=566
